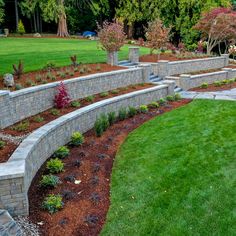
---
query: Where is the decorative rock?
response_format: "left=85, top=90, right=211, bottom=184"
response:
left=0, top=209, right=22, bottom=236
left=3, top=74, right=14, bottom=87
left=33, top=33, right=41, bottom=38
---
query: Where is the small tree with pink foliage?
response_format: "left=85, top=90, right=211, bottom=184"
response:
left=54, top=82, right=71, bottom=109
left=98, top=21, right=126, bottom=65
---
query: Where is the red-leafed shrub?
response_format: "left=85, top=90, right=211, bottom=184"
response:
left=98, top=21, right=126, bottom=52
left=54, top=82, right=71, bottom=109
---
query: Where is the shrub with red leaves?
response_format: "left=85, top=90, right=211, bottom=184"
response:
left=54, top=82, right=71, bottom=109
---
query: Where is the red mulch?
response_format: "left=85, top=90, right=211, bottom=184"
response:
left=0, top=141, right=17, bottom=163
left=139, top=53, right=209, bottom=63
left=0, top=64, right=126, bottom=91
left=2, top=84, right=153, bottom=137
left=190, top=81, right=236, bottom=92
left=28, top=99, right=191, bottom=236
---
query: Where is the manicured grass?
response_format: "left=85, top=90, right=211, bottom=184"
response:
left=101, top=100, right=236, bottom=236
left=0, top=37, right=150, bottom=75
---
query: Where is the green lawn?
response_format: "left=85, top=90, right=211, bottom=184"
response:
left=0, top=37, right=150, bottom=75
left=101, top=100, right=236, bottom=236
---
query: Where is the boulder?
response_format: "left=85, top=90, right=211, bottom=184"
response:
left=33, top=33, right=41, bottom=38
left=0, top=209, right=22, bottom=236
left=3, top=74, right=14, bottom=87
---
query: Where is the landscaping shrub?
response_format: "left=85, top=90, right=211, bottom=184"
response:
left=174, top=93, right=182, bottom=101
left=118, top=108, right=127, bottom=121
left=214, top=81, right=222, bottom=87
left=159, top=98, right=166, bottom=106
left=13, top=60, right=24, bottom=79
left=86, top=95, right=95, bottom=102
left=54, top=82, right=71, bottom=109
left=71, top=101, right=81, bottom=108
left=40, top=175, right=61, bottom=188
left=33, top=115, right=44, bottom=123
left=0, top=140, right=5, bottom=149
left=111, top=89, right=119, bottom=94
left=100, top=92, right=109, bottom=97
left=70, top=132, right=84, bottom=146
left=139, top=105, right=149, bottom=113
left=12, top=120, right=29, bottom=132
left=26, top=79, right=33, bottom=86
left=17, top=20, right=25, bottom=35
left=96, top=65, right=101, bottom=71
left=200, top=83, right=208, bottom=88
left=50, top=108, right=60, bottom=116
left=94, top=114, right=109, bottom=137
left=35, top=75, right=42, bottom=83
left=70, top=55, right=78, bottom=67
left=53, top=146, right=70, bottom=159
left=166, top=95, right=175, bottom=102
left=42, top=194, right=64, bottom=214
left=149, top=102, right=159, bottom=108
left=15, top=83, right=24, bottom=90
left=222, top=80, right=229, bottom=85
left=100, top=114, right=109, bottom=131
left=128, top=106, right=137, bottom=117
left=46, top=158, right=64, bottom=174
left=108, top=112, right=116, bottom=125
left=44, top=61, right=56, bottom=72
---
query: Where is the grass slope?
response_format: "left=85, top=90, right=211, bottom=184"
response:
left=101, top=100, right=236, bottom=236
left=0, top=38, right=150, bottom=75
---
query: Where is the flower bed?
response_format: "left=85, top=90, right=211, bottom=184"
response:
left=28, top=99, right=191, bottom=236
left=0, top=63, right=125, bottom=91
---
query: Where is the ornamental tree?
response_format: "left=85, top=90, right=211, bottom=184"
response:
left=98, top=21, right=126, bottom=52
left=145, top=19, right=170, bottom=57
left=54, top=82, right=71, bottom=109
left=194, top=7, right=236, bottom=54
left=0, top=0, right=4, bottom=24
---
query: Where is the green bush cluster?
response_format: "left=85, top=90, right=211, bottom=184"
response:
left=94, top=114, right=110, bottom=137
left=42, top=194, right=64, bottom=214
left=200, top=83, right=208, bottom=89
left=12, top=120, right=29, bottom=132
left=71, top=101, right=81, bottom=108
left=118, top=108, right=127, bottom=120
left=139, top=105, right=149, bottom=113
left=53, top=146, right=70, bottom=159
left=128, top=106, right=137, bottom=117
left=70, top=132, right=84, bottom=146
left=108, top=112, right=116, bottom=125
left=40, top=175, right=61, bottom=188
left=0, top=140, right=6, bottom=149
left=46, top=158, right=64, bottom=174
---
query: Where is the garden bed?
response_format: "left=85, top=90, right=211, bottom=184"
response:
left=0, top=83, right=153, bottom=163
left=0, top=64, right=125, bottom=91
left=28, top=99, right=191, bottom=236
left=190, top=80, right=236, bottom=92
left=140, top=53, right=209, bottom=63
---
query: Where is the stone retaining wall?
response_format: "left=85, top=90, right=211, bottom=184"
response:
left=0, top=68, right=148, bottom=129
left=167, top=68, right=236, bottom=90
left=0, top=83, right=174, bottom=216
left=151, top=55, right=229, bottom=78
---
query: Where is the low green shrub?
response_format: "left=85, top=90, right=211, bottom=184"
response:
left=100, top=114, right=109, bottom=131
left=118, top=108, right=127, bottom=121
left=111, top=89, right=119, bottom=94
left=42, top=194, right=63, bottom=214
left=86, top=95, right=95, bottom=102
left=94, top=118, right=104, bottom=137
left=174, top=93, right=182, bottom=101
left=139, top=105, right=148, bottom=113
left=100, top=92, right=109, bottom=97
left=33, top=115, right=44, bottom=123
left=128, top=106, right=137, bottom=117
left=96, top=65, right=101, bottom=71
left=40, top=175, right=61, bottom=188
left=70, top=132, right=84, bottom=146
left=53, top=146, right=70, bottom=159
left=229, top=79, right=234, bottom=84
left=71, top=101, right=81, bottom=108
left=50, top=108, right=60, bottom=116
left=47, top=158, right=64, bottom=173
left=214, top=81, right=222, bottom=87
left=166, top=95, right=175, bottom=102
left=159, top=98, right=166, bottom=106
left=149, top=102, right=159, bottom=108
left=0, top=140, right=6, bottom=149
left=35, top=75, right=42, bottom=83
left=12, top=120, right=29, bottom=132
left=15, top=83, right=24, bottom=90
left=26, top=79, right=34, bottom=86
left=108, top=112, right=116, bottom=125
left=200, top=83, right=208, bottom=89
left=222, top=80, right=229, bottom=85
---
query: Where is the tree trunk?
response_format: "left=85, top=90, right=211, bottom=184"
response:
left=14, top=0, right=19, bottom=31
left=57, top=0, right=69, bottom=37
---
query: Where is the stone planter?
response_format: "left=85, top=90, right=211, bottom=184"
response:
left=107, top=51, right=118, bottom=66
left=4, top=28, right=9, bottom=36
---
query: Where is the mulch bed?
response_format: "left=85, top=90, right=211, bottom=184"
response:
left=28, top=99, right=191, bottom=236
left=0, top=64, right=125, bottom=91
left=190, top=81, right=236, bottom=92
left=0, top=141, right=17, bottom=163
left=2, top=84, right=153, bottom=137
left=139, top=53, right=209, bottom=63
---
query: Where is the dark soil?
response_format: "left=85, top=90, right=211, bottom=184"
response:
left=139, top=53, right=209, bottom=63
left=28, top=99, right=191, bottom=236
left=2, top=84, right=153, bottom=137
left=0, top=141, right=17, bottom=163
left=0, top=64, right=126, bottom=91
left=191, top=81, right=236, bottom=92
